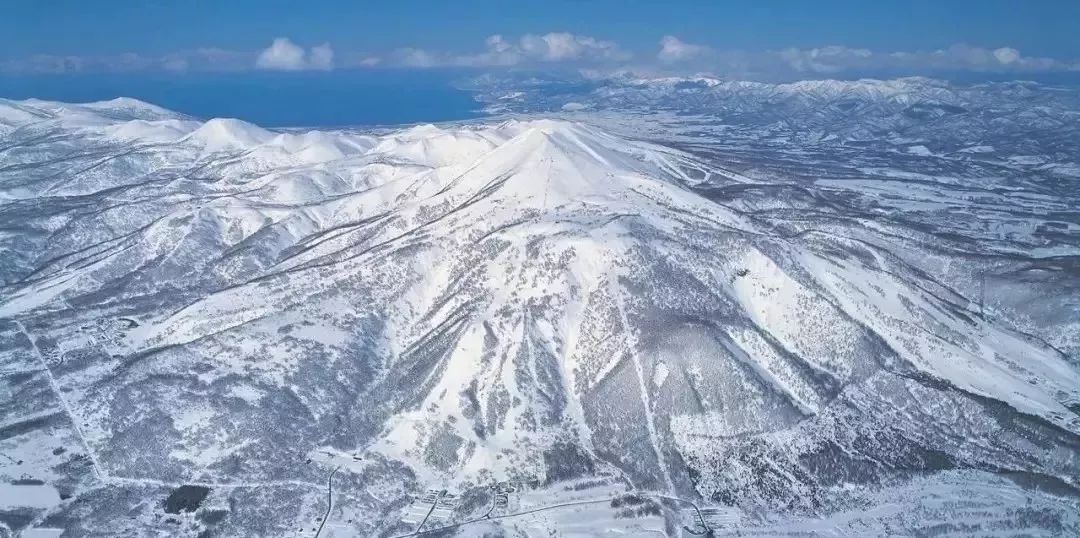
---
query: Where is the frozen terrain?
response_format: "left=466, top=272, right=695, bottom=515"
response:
left=1, top=78, right=1079, bottom=536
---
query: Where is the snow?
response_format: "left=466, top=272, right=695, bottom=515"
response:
left=906, top=144, right=933, bottom=156
left=183, top=117, right=275, bottom=152
left=103, top=118, right=199, bottom=143
left=19, top=530, right=64, bottom=538
left=0, top=483, right=61, bottom=509
left=652, top=361, right=669, bottom=388
left=730, top=248, right=859, bottom=380
left=2, top=93, right=1079, bottom=536
left=802, top=249, right=1080, bottom=433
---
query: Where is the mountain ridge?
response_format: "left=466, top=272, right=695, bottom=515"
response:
left=1, top=94, right=1078, bottom=535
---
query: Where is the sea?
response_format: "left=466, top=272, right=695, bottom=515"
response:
left=0, top=69, right=485, bottom=128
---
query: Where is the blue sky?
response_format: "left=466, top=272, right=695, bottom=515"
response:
left=3, top=0, right=1079, bottom=75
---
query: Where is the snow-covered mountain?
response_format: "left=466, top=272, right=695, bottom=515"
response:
left=1, top=88, right=1078, bottom=536
left=476, top=74, right=1080, bottom=156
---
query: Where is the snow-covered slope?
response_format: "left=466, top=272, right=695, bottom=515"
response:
left=1, top=92, right=1078, bottom=536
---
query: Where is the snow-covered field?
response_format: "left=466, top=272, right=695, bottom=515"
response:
left=1, top=77, right=1079, bottom=536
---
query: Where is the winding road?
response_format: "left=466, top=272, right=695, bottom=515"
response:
left=313, top=466, right=341, bottom=538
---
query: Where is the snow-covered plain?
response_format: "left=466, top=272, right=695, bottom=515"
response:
left=1, top=77, right=1079, bottom=536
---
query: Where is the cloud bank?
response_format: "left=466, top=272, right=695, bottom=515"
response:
left=774, top=44, right=1070, bottom=74
left=642, top=41, right=1079, bottom=80
left=2, top=33, right=1077, bottom=79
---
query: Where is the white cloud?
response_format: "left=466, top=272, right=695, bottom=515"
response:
left=439, top=35, right=523, bottom=67
left=255, top=38, right=334, bottom=71
left=0, top=48, right=251, bottom=74
left=395, top=48, right=439, bottom=68
left=780, top=46, right=874, bottom=73
left=162, top=57, right=189, bottom=72
left=992, top=47, right=1020, bottom=65
left=388, top=32, right=629, bottom=69
left=255, top=38, right=305, bottom=70
left=519, top=32, right=629, bottom=62
left=658, top=36, right=710, bottom=63
left=486, top=34, right=514, bottom=54
left=308, top=43, right=334, bottom=70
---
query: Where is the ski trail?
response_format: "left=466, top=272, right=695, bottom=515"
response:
left=609, top=280, right=674, bottom=493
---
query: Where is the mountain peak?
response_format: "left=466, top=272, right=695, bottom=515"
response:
left=3, top=93, right=1078, bottom=537
left=183, top=117, right=274, bottom=152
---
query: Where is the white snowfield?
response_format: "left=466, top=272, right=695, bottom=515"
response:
left=1, top=91, right=1078, bottom=536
